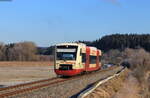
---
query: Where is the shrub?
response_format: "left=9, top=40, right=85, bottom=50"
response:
left=103, top=48, right=150, bottom=97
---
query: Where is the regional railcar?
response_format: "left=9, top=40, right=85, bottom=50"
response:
left=54, top=43, right=102, bottom=76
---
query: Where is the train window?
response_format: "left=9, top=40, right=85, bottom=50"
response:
left=90, top=56, right=96, bottom=64
left=82, top=53, right=86, bottom=63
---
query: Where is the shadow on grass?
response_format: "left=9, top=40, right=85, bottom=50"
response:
left=70, top=77, right=108, bottom=98
left=70, top=83, right=95, bottom=98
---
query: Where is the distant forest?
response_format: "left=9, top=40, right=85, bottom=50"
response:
left=38, top=34, right=150, bottom=55
left=79, top=34, right=150, bottom=52
left=0, top=34, right=150, bottom=61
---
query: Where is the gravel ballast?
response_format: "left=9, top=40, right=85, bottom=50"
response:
left=12, top=66, right=123, bottom=98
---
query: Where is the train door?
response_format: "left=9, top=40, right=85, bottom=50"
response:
left=85, top=47, right=90, bottom=71
left=96, top=50, right=100, bottom=69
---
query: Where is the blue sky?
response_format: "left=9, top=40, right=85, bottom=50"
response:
left=0, top=0, right=150, bottom=46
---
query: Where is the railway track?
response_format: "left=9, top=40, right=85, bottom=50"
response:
left=0, top=77, right=66, bottom=98
left=0, top=66, right=122, bottom=98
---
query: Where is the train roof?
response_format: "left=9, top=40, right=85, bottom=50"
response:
left=88, top=46, right=97, bottom=50
left=56, top=42, right=101, bottom=52
left=56, top=43, right=86, bottom=46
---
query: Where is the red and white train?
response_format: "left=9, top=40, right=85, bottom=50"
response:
left=54, top=43, right=102, bottom=76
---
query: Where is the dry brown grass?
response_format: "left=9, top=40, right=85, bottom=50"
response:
left=101, top=48, right=150, bottom=98
left=0, top=64, right=55, bottom=86
left=85, top=69, right=129, bottom=98
left=113, top=74, right=141, bottom=98
left=0, top=61, right=54, bottom=66
left=123, top=48, right=150, bottom=97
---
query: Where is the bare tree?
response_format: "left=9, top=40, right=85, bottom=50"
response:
left=7, top=42, right=38, bottom=61
left=0, top=42, right=5, bottom=60
left=102, top=49, right=122, bottom=64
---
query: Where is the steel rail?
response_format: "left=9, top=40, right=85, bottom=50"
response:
left=0, top=66, right=119, bottom=98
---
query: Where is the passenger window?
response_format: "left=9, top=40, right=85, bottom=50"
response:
left=90, top=56, right=96, bottom=64
left=82, top=53, right=86, bottom=63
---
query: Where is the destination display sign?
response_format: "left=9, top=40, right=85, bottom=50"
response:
left=57, top=49, right=76, bottom=52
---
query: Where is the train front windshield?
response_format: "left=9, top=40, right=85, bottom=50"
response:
left=56, top=46, right=78, bottom=60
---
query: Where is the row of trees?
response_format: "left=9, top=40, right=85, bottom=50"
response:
left=37, top=34, right=150, bottom=56
left=1, top=34, right=150, bottom=61
left=0, top=42, right=47, bottom=61
left=79, top=34, right=150, bottom=52
left=37, top=46, right=53, bottom=55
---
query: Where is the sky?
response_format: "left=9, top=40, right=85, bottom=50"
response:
left=0, top=0, right=150, bottom=46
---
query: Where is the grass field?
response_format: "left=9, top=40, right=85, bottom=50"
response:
left=0, top=61, right=54, bottom=66
left=0, top=61, right=55, bottom=87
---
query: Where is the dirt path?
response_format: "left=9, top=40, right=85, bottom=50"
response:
left=112, top=74, right=141, bottom=98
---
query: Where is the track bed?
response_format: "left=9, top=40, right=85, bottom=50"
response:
left=0, top=66, right=124, bottom=98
